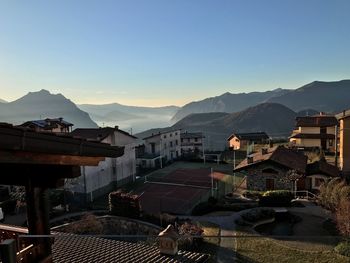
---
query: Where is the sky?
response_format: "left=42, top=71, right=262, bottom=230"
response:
left=0, top=0, right=350, bottom=106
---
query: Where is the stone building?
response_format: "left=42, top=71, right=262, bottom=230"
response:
left=234, top=146, right=307, bottom=191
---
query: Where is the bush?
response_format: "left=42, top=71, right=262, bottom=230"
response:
left=178, top=222, right=204, bottom=250
left=335, top=241, right=350, bottom=257
left=243, top=190, right=264, bottom=200
left=259, top=190, right=294, bottom=207
left=241, top=208, right=275, bottom=223
left=191, top=202, right=215, bottom=216
left=109, top=191, right=141, bottom=218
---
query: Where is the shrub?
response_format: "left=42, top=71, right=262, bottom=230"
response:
left=243, top=190, right=264, bottom=200
left=335, top=241, right=350, bottom=257
left=109, top=191, right=141, bottom=218
left=241, top=208, right=275, bottom=223
left=191, top=202, right=215, bottom=216
left=178, top=222, right=204, bottom=250
left=208, top=196, right=218, bottom=205
left=259, top=190, right=293, bottom=207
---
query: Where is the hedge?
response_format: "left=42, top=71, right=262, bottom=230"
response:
left=259, top=190, right=294, bottom=207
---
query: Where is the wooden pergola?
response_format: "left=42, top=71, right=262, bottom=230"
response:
left=0, top=123, right=124, bottom=262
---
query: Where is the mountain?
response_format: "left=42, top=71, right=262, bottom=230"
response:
left=171, top=88, right=290, bottom=122
left=137, top=103, right=297, bottom=150
left=0, top=99, right=7, bottom=103
left=0, top=89, right=97, bottom=128
left=78, top=103, right=180, bottom=133
left=267, top=80, right=350, bottom=112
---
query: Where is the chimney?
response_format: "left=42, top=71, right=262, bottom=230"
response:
left=269, top=140, right=274, bottom=148
left=247, top=156, right=254, bottom=164
left=319, top=112, right=325, bottom=116
left=158, top=225, right=179, bottom=256
left=115, top=125, right=119, bottom=130
left=261, top=148, right=268, bottom=155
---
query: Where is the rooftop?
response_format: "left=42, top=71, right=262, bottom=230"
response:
left=19, top=118, right=73, bottom=129
left=295, top=115, right=338, bottom=127
left=234, top=146, right=307, bottom=173
left=71, top=126, right=137, bottom=141
left=52, top=234, right=209, bottom=263
left=228, top=132, right=269, bottom=141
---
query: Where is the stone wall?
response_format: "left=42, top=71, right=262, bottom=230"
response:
left=246, top=163, right=294, bottom=191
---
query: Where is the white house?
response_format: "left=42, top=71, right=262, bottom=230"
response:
left=137, top=130, right=181, bottom=168
left=68, top=126, right=139, bottom=204
left=180, top=132, right=204, bottom=158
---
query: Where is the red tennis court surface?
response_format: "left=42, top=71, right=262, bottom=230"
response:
left=136, top=168, right=226, bottom=215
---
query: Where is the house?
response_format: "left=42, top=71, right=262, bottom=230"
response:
left=227, top=132, right=269, bottom=150
left=303, top=160, right=339, bottom=191
left=18, top=117, right=73, bottom=133
left=289, top=113, right=338, bottom=152
left=69, top=126, right=139, bottom=203
left=234, top=146, right=307, bottom=191
left=137, top=130, right=181, bottom=168
left=336, top=109, right=350, bottom=175
left=180, top=132, right=204, bottom=158
left=234, top=146, right=339, bottom=192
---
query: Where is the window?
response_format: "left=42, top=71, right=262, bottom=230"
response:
left=188, top=138, right=190, bottom=142
left=170, top=141, right=173, bottom=147
left=170, top=133, right=173, bottom=137
left=195, top=138, right=198, bottom=142
left=164, top=143, right=167, bottom=149
left=181, top=138, right=183, bottom=143
left=175, top=140, right=178, bottom=145
left=163, top=135, right=167, bottom=139
left=175, top=132, right=177, bottom=136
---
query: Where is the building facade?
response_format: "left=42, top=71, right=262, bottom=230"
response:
left=180, top=132, right=204, bottom=158
left=137, top=130, right=181, bottom=168
left=337, top=110, right=350, bottom=174
left=289, top=114, right=338, bottom=152
left=69, top=127, right=138, bottom=203
left=18, top=117, right=73, bottom=133
left=227, top=132, right=269, bottom=150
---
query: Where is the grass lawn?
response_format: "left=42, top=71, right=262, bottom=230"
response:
left=235, top=226, right=349, bottom=263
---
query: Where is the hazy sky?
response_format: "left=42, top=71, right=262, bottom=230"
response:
left=0, top=0, right=349, bottom=106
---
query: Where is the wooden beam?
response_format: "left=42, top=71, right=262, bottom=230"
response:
left=0, top=150, right=105, bottom=166
left=0, top=164, right=80, bottom=187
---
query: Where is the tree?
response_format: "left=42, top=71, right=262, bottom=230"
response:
left=280, top=169, right=303, bottom=195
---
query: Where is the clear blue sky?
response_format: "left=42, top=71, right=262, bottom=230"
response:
left=0, top=0, right=349, bottom=106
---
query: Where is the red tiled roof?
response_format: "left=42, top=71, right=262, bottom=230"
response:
left=234, top=146, right=307, bottom=173
left=295, top=115, right=338, bottom=127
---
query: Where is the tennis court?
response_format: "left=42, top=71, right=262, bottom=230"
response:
left=136, top=168, right=227, bottom=215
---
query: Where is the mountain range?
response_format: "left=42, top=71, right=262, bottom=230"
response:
left=171, top=80, right=350, bottom=121
left=78, top=103, right=179, bottom=133
left=171, top=88, right=290, bottom=122
left=0, top=99, right=7, bottom=103
left=0, top=90, right=98, bottom=128
left=137, top=103, right=301, bottom=150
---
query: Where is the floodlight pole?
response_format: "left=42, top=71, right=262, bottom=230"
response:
left=211, top=167, right=214, bottom=197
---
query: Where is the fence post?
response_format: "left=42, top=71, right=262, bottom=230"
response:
left=0, top=239, right=17, bottom=263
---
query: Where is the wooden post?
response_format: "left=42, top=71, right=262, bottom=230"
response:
left=25, top=179, right=52, bottom=262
